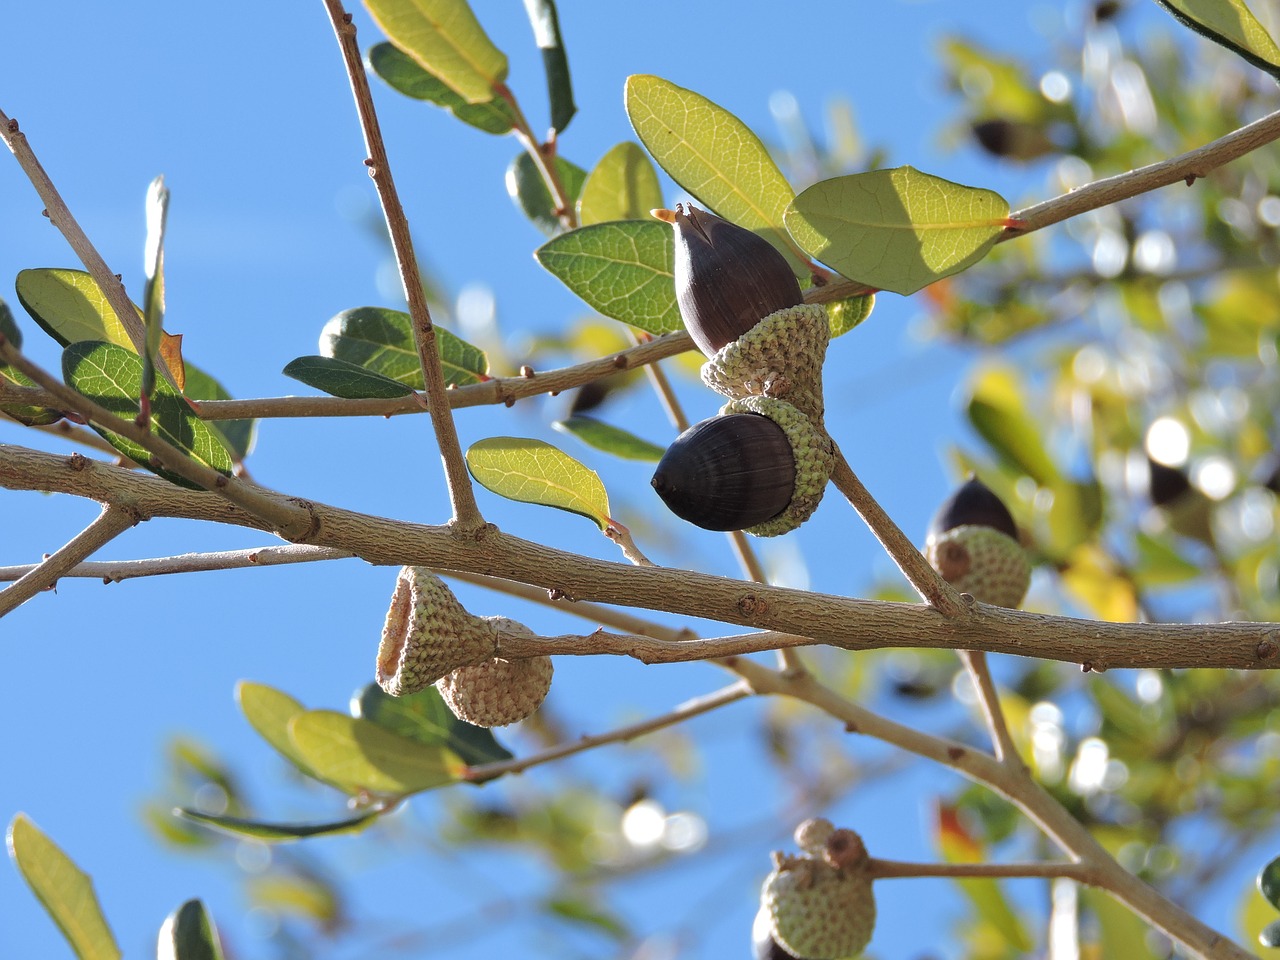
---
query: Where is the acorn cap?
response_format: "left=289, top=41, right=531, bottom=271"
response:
left=667, top=203, right=804, bottom=358
left=762, top=852, right=876, bottom=960
left=925, top=525, right=1031, bottom=609
left=375, top=567, right=495, bottom=696
left=928, top=475, right=1018, bottom=541
left=436, top=617, right=553, bottom=728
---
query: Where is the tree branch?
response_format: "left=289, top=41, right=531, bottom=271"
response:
left=0, top=544, right=353, bottom=584
left=866, top=858, right=1097, bottom=883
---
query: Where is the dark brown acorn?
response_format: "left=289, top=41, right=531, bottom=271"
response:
left=928, top=474, right=1018, bottom=540
left=666, top=203, right=803, bottom=358
left=1147, top=455, right=1192, bottom=507
left=752, top=907, right=809, bottom=960
left=651, top=413, right=795, bottom=531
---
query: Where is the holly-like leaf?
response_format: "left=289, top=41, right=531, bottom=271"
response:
left=7, top=814, right=122, bottom=960
left=624, top=75, right=806, bottom=273
left=16, top=268, right=135, bottom=348
left=523, top=0, right=575, bottom=133
left=62, top=341, right=233, bottom=489
left=785, top=167, right=1010, bottom=295
left=157, top=899, right=225, bottom=960
left=319, top=306, right=487, bottom=387
left=965, top=363, right=1061, bottom=487
left=173, top=808, right=383, bottom=843
left=287, top=710, right=466, bottom=795
left=362, top=0, right=508, bottom=104
left=826, top=294, right=875, bottom=338
left=283, top=355, right=417, bottom=399
left=506, top=152, right=587, bottom=235
left=367, top=42, right=515, bottom=134
left=534, top=220, right=680, bottom=335
left=1155, top=0, right=1280, bottom=77
left=352, top=683, right=513, bottom=765
left=578, top=142, right=663, bottom=225
left=553, top=416, right=664, bottom=461
left=466, top=436, right=611, bottom=529
left=1260, top=854, right=1280, bottom=910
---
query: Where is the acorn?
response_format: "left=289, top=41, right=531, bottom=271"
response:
left=751, top=906, right=808, bottom=960
left=437, top=619, right=553, bottom=728
left=651, top=396, right=833, bottom=537
left=925, top=476, right=1031, bottom=609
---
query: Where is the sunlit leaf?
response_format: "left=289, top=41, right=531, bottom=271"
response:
left=624, top=74, right=806, bottom=273
left=1060, top=544, right=1139, bottom=622
left=7, top=814, right=121, bottom=960
left=553, top=415, right=664, bottom=461
left=506, top=152, right=587, bottom=235
left=826, top=294, right=875, bottom=338
left=319, top=306, right=487, bottom=387
left=62, top=341, right=233, bottom=489
left=965, top=364, right=1061, bottom=487
left=934, top=804, right=1034, bottom=952
left=535, top=220, right=680, bottom=334
left=352, top=683, right=513, bottom=766
left=182, top=364, right=256, bottom=463
left=362, top=0, right=508, bottom=104
left=578, top=142, right=663, bottom=225
left=236, top=681, right=321, bottom=778
left=245, top=874, right=338, bottom=923
left=466, top=436, right=611, bottom=529
left=1260, top=854, right=1280, bottom=910
left=174, top=808, right=382, bottom=843
left=523, top=0, right=575, bottom=133
left=287, top=710, right=465, bottom=795
left=157, top=899, right=225, bottom=960
left=1155, top=0, right=1280, bottom=75
left=785, top=167, right=1009, bottom=295
left=16, top=268, right=135, bottom=348
left=368, top=42, right=515, bottom=134
left=283, top=355, right=417, bottom=399
left=1082, top=888, right=1162, bottom=959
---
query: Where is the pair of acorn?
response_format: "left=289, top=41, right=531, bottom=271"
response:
left=650, top=205, right=834, bottom=537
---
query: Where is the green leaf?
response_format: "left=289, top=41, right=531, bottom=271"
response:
left=522, top=0, right=575, bottom=133
left=965, top=364, right=1061, bottom=487
left=62, top=341, right=233, bottom=489
left=141, top=176, right=170, bottom=403
left=1082, top=888, right=1162, bottom=959
left=287, top=710, right=465, bottom=795
left=352, top=683, right=513, bottom=765
left=236, top=681, right=323, bottom=778
left=784, top=166, right=1010, bottom=295
left=181, top=364, right=257, bottom=463
left=506, top=152, right=587, bottom=235
left=544, top=894, right=629, bottom=940
left=553, top=415, right=664, bottom=461
left=624, top=75, right=805, bottom=273
left=1260, top=854, right=1280, bottom=910
left=1155, top=0, right=1280, bottom=76
left=362, top=0, right=508, bottom=104
left=7, top=814, right=122, bottom=960
left=283, top=355, right=417, bottom=399
left=367, top=42, right=515, bottom=134
left=16, top=268, right=135, bottom=348
left=826, top=294, right=875, bottom=338
left=578, top=142, right=663, bottom=225
left=1262, top=918, right=1280, bottom=948
left=466, top=436, right=611, bottom=529
left=1132, top=530, right=1202, bottom=588
left=2, top=295, right=24, bottom=348
left=0, top=297, right=61, bottom=425
left=319, top=306, right=488, bottom=388
left=157, top=899, right=225, bottom=960
left=173, top=808, right=382, bottom=843
left=534, top=220, right=680, bottom=335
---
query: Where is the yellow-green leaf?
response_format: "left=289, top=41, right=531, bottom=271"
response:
left=15, top=268, right=135, bottom=349
left=624, top=75, right=806, bottom=273
left=363, top=0, right=507, bottom=104
left=7, top=814, right=121, bottom=960
left=826, top=294, right=875, bottom=338
left=784, top=166, right=1009, bottom=295
left=1156, top=0, right=1280, bottom=72
left=466, top=437, right=611, bottom=529
left=236, top=681, right=317, bottom=776
left=578, top=142, right=663, bottom=225
left=965, top=364, right=1061, bottom=487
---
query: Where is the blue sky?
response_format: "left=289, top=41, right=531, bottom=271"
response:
left=1, top=2, right=1248, bottom=958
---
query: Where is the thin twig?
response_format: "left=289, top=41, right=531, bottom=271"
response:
left=0, top=544, right=353, bottom=584
left=828, top=446, right=968, bottom=618
left=867, top=858, right=1096, bottom=883
left=959, top=649, right=1022, bottom=766
left=0, top=505, right=137, bottom=616
left=465, top=681, right=751, bottom=782
left=321, top=2, right=483, bottom=532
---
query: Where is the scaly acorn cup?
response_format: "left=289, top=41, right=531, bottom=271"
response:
left=761, top=826, right=876, bottom=960
left=925, top=476, right=1031, bottom=609
left=436, top=618, right=553, bottom=728
left=375, top=566, right=495, bottom=696
left=659, top=204, right=830, bottom=425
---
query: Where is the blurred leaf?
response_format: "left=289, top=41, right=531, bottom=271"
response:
left=466, top=436, right=611, bottom=529
left=535, top=220, right=680, bottom=334
left=368, top=42, right=515, bottom=134
left=16, top=268, right=135, bottom=349
left=506, top=152, right=587, bottom=235
left=785, top=167, right=1009, bottom=295
left=319, top=306, right=487, bottom=387
left=288, top=710, right=466, bottom=795
left=1061, top=545, right=1139, bottom=622
left=282, top=355, right=416, bottom=399
left=0, top=364, right=64, bottom=427
left=362, top=0, right=508, bottom=104
left=181, top=364, right=256, bottom=463
left=578, top=142, right=663, bottom=225
left=522, top=0, right=575, bottom=133
left=245, top=874, right=339, bottom=925
left=1263, top=918, right=1280, bottom=947
left=934, top=805, right=1033, bottom=952
left=1082, top=887, right=1162, bottom=959
left=1154, top=0, right=1280, bottom=75
left=1261, top=854, right=1280, bottom=910
left=174, top=808, right=382, bottom=843
left=6, top=814, right=121, bottom=960
left=966, top=364, right=1061, bottom=487
left=352, top=683, right=513, bottom=765
left=237, top=681, right=324, bottom=779
left=1, top=296, right=23, bottom=348
left=625, top=74, right=807, bottom=275
left=157, top=898, right=225, bottom=960
left=826, top=294, right=875, bottom=337
left=1132, top=530, right=1202, bottom=588
left=553, top=415, right=664, bottom=461
left=545, top=894, right=629, bottom=940
left=61, top=341, right=233, bottom=489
